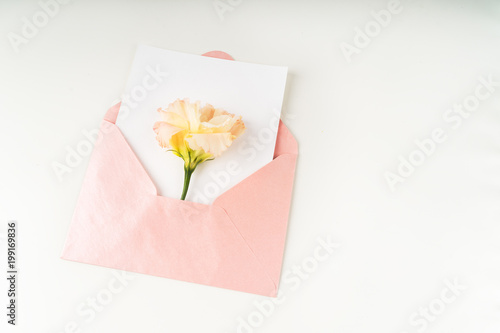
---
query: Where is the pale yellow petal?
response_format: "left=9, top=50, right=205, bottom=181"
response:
left=185, top=133, right=233, bottom=157
left=199, top=104, right=215, bottom=122
left=201, top=115, right=241, bottom=134
left=184, top=100, right=201, bottom=131
left=170, top=99, right=188, bottom=118
left=169, top=130, right=189, bottom=156
left=153, top=121, right=183, bottom=148
left=230, top=117, right=245, bottom=138
left=161, top=111, right=189, bottom=129
left=207, top=115, right=232, bottom=126
left=160, top=99, right=201, bottom=132
left=213, top=108, right=230, bottom=117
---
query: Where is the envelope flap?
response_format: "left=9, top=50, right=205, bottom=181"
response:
left=274, top=120, right=298, bottom=158
left=104, top=102, right=120, bottom=124
left=213, top=151, right=297, bottom=288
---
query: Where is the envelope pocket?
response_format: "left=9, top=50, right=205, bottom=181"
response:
left=62, top=119, right=281, bottom=296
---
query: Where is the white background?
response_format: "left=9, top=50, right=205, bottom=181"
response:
left=1, top=0, right=500, bottom=332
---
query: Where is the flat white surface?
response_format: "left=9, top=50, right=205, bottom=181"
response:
left=115, top=45, right=287, bottom=204
left=1, top=0, right=500, bottom=332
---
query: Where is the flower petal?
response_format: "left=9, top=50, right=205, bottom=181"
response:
left=213, top=108, right=230, bottom=117
left=153, top=121, right=183, bottom=148
left=230, top=117, right=245, bottom=138
left=207, top=115, right=232, bottom=126
left=185, top=133, right=233, bottom=157
left=169, top=99, right=200, bottom=132
left=170, top=99, right=188, bottom=118
left=169, top=130, right=189, bottom=157
left=160, top=111, right=189, bottom=129
left=200, top=104, right=215, bottom=122
left=183, top=100, right=201, bottom=132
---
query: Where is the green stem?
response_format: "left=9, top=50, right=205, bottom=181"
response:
left=180, top=166, right=194, bottom=200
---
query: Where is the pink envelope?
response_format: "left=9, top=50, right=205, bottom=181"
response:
left=61, top=51, right=298, bottom=297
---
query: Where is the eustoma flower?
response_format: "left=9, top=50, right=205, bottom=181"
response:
left=153, top=99, right=245, bottom=200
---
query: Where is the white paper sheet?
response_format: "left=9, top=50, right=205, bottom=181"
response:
left=116, top=45, right=288, bottom=204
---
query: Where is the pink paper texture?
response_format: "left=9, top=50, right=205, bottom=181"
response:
left=61, top=52, right=298, bottom=297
